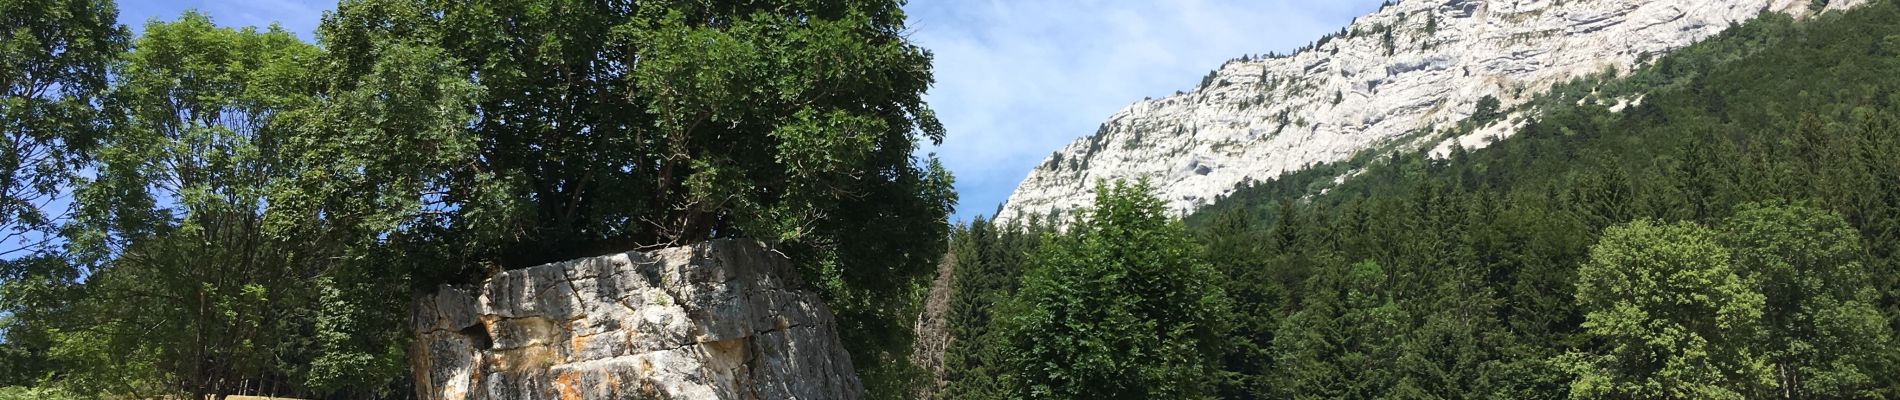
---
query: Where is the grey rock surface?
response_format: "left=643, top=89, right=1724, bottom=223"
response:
left=998, top=0, right=1866, bottom=224
left=410, top=239, right=862, bottom=400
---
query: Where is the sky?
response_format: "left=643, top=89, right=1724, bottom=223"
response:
left=115, top=0, right=1386, bottom=222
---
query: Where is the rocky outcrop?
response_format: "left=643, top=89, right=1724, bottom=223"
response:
left=410, top=239, right=862, bottom=400
left=997, top=0, right=1866, bottom=223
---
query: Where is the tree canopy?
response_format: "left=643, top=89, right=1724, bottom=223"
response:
left=305, top=0, right=953, bottom=273
left=996, top=180, right=1230, bottom=399
left=1566, top=219, right=1769, bottom=399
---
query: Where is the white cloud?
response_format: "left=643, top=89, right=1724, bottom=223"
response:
left=905, top=0, right=1384, bottom=220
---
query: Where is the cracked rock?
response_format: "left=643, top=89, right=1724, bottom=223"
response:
left=410, top=239, right=862, bottom=400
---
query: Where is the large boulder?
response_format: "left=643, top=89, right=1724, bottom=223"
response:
left=410, top=239, right=863, bottom=400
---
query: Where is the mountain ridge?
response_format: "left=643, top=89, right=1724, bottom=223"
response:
left=996, top=0, right=1866, bottom=223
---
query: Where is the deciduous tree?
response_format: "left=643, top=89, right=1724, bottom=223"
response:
left=999, top=180, right=1230, bottom=399
left=1566, top=220, right=1770, bottom=399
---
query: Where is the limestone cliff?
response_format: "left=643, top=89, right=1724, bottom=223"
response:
left=409, top=239, right=861, bottom=400
left=998, top=0, right=1865, bottom=223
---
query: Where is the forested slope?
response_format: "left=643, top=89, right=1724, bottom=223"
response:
left=932, top=3, right=1900, bottom=398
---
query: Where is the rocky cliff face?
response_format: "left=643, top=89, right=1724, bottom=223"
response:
left=410, top=239, right=862, bottom=400
left=997, top=0, right=1864, bottom=223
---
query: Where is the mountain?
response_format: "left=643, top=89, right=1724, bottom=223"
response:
left=930, top=2, right=1900, bottom=397
left=997, top=0, right=1865, bottom=223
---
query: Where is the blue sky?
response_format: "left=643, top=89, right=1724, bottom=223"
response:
left=116, top=0, right=1385, bottom=222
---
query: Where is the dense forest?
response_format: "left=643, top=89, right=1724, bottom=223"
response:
left=0, top=0, right=952, bottom=398
left=931, top=3, right=1900, bottom=399
left=8, top=0, right=1900, bottom=399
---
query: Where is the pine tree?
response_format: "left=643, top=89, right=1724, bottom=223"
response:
left=1200, top=208, right=1274, bottom=398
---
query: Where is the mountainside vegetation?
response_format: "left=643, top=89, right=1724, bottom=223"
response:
left=0, top=0, right=952, bottom=398
left=931, top=3, right=1900, bottom=399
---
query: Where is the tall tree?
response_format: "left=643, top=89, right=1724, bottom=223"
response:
left=1199, top=207, right=1276, bottom=398
left=1565, top=219, right=1770, bottom=399
left=0, top=2, right=128, bottom=379
left=55, top=11, right=343, bottom=396
left=0, top=0, right=126, bottom=256
left=998, top=180, right=1231, bottom=399
left=309, top=0, right=952, bottom=271
left=56, top=12, right=331, bottom=398
left=934, top=217, right=1043, bottom=400
left=1269, top=259, right=1408, bottom=399
left=1719, top=202, right=1897, bottom=399
left=303, top=0, right=956, bottom=395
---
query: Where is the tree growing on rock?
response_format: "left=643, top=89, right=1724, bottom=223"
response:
left=298, top=0, right=958, bottom=395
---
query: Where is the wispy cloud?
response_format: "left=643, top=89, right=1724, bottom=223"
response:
left=905, top=0, right=1384, bottom=221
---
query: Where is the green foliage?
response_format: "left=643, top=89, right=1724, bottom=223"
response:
left=0, top=0, right=127, bottom=257
left=995, top=180, right=1231, bottom=399
left=303, top=274, right=409, bottom=395
left=1380, top=27, right=1396, bottom=55
left=1562, top=206, right=1900, bottom=399
left=38, top=12, right=338, bottom=398
left=1719, top=202, right=1895, bottom=398
left=0, top=255, right=79, bottom=385
left=306, top=3, right=955, bottom=395
left=0, top=385, right=81, bottom=400
left=978, top=3, right=1900, bottom=399
left=1270, top=260, right=1409, bottom=399
left=1197, top=207, right=1277, bottom=398
left=931, top=217, right=1048, bottom=400
left=2, top=0, right=953, bottom=398
left=1470, top=95, right=1504, bottom=126
left=310, top=0, right=951, bottom=271
left=1565, top=220, right=1769, bottom=399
